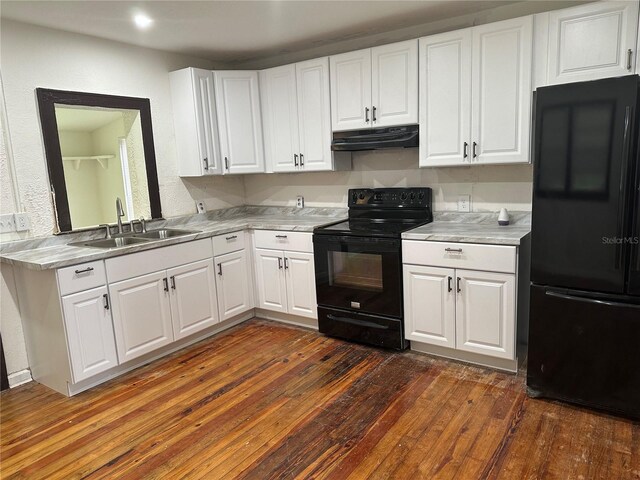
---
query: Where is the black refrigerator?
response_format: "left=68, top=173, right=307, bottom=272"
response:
left=528, top=75, right=640, bottom=420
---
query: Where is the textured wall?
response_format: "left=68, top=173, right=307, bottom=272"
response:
left=0, top=19, right=245, bottom=238
left=244, top=149, right=533, bottom=212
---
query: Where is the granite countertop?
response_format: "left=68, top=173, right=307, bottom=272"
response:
left=402, top=211, right=531, bottom=246
left=0, top=206, right=347, bottom=271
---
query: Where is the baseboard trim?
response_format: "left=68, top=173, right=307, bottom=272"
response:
left=254, top=309, right=318, bottom=331
left=8, top=369, right=32, bottom=388
left=410, top=341, right=519, bottom=373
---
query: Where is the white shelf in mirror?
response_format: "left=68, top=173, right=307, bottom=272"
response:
left=62, top=154, right=115, bottom=170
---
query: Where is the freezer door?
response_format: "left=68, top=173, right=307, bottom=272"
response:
left=527, top=285, right=640, bottom=419
left=531, top=76, right=638, bottom=293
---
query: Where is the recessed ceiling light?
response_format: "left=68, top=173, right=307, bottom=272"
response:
left=133, top=13, right=153, bottom=30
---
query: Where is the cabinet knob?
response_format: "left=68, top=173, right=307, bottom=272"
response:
left=217, top=263, right=222, bottom=276
left=372, top=106, right=377, bottom=122
left=457, top=277, right=461, bottom=293
left=445, top=248, right=463, bottom=253
left=472, top=142, right=478, bottom=159
left=365, top=107, right=370, bottom=123
left=463, top=142, right=468, bottom=159
left=203, top=157, right=209, bottom=170
left=294, top=153, right=299, bottom=167
left=103, top=293, right=110, bottom=310
left=224, top=157, right=229, bottom=170
left=627, top=49, right=633, bottom=71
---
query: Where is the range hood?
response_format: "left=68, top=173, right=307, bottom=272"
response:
left=331, top=125, right=419, bottom=151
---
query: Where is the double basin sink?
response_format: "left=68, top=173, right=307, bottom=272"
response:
left=70, top=228, right=200, bottom=249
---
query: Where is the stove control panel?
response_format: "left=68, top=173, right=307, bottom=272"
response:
left=349, top=188, right=432, bottom=208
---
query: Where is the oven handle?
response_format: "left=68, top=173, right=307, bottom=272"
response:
left=326, top=314, right=390, bottom=330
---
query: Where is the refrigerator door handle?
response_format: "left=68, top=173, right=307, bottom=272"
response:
left=545, top=290, right=640, bottom=310
left=615, top=106, right=632, bottom=270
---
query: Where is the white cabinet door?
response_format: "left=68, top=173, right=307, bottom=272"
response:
left=296, top=57, right=333, bottom=171
left=260, top=65, right=300, bottom=173
left=168, top=259, right=219, bottom=340
left=471, top=16, right=533, bottom=165
left=254, top=248, right=287, bottom=313
left=455, top=269, right=515, bottom=360
left=419, top=29, right=472, bottom=167
left=109, top=271, right=173, bottom=363
left=284, top=251, right=317, bottom=319
left=215, top=249, right=253, bottom=321
left=61, top=286, right=118, bottom=382
left=547, top=1, right=639, bottom=84
left=169, top=68, right=221, bottom=176
left=403, top=265, right=456, bottom=348
left=330, top=49, right=372, bottom=131
left=371, top=39, right=418, bottom=127
left=214, top=71, right=265, bottom=174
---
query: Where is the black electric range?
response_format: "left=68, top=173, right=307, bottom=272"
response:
left=313, top=187, right=433, bottom=349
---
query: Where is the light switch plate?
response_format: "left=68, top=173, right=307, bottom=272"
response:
left=457, top=195, right=471, bottom=212
left=196, top=201, right=206, bottom=214
left=296, top=195, right=304, bottom=208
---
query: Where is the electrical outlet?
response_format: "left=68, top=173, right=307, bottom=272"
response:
left=14, top=213, right=30, bottom=232
left=0, top=214, right=16, bottom=233
left=296, top=195, right=304, bottom=208
left=457, top=195, right=471, bottom=213
left=196, top=201, right=206, bottom=214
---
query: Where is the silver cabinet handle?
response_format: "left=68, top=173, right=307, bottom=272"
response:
left=275, top=234, right=288, bottom=239
left=163, top=277, right=169, bottom=292
left=103, top=293, right=110, bottom=310
left=284, top=257, right=289, bottom=269
left=627, top=49, right=633, bottom=71
left=278, top=257, right=283, bottom=269
left=300, top=153, right=304, bottom=167
left=457, top=277, right=461, bottom=293
left=445, top=248, right=463, bottom=253
left=225, top=235, right=238, bottom=241
left=217, top=263, right=222, bottom=276
left=203, top=157, right=209, bottom=171
left=294, top=153, right=299, bottom=167
left=372, top=106, right=377, bottom=122
left=170, top=275, right=176, bottom=290
left=365, top=107, right=370, bottom=123
left=74, top=267, right=94, bottom=275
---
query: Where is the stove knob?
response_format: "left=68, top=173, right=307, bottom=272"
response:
left=400, top=192, right=408, bottom=201
left=418, top=192, right=425, bottom=200
left=410, top=192, right=416, bottom=200
left=352, top=192, right=358, bottom=201
left=358, top=193, right=365, bottom=200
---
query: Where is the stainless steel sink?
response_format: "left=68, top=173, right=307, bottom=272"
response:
left=132, top=228, right=200, bottom=240
left=71, top=236, right=151, bottom=249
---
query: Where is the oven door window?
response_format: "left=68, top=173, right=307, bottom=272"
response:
left=329, top=251, right=383, bottom=292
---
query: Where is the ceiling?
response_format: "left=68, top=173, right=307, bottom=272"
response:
left=1, top=0, right=524, bottom=65
left=55, top=107, right=125, bottom=132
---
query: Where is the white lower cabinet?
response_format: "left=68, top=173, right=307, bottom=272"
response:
left=61, top=286, right=118, bottom=382
left=403, top=240, right=518, bottom=364
left=254, top=247, right=317, bottom=319
left=214, top=249, right=253, bottom=321
left=168, top=259, right=219, bottom=340
left=109, top=270, right=175, bottom=363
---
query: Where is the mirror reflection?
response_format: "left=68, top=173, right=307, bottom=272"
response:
left=55, top=105, right=151, bottom=229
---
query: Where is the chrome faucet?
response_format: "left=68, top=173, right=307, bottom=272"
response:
left=115, top=197, right=125, bottom=234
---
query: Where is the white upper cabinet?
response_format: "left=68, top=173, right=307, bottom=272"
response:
left=419, top=16, right=533, bottom=167
left=472, top=16, right=533, bottom=165
left=261, top=58, right=336, bottom=172
left=260, top=64, right=300, bottom=173
left=214, top=71, right=265, bottom=174
left=170, top=68, right=222, bottom=176
left=419, top=29, right=472, bottom=167
left=330, top=40, right=418, bottom=131
left=371, top=40, right=419, bottom=127
left=330, top=49, right=372, bottom=131
left=296, top=58, right=333, bottom=171
left=535, top=1, right=640, bottom=86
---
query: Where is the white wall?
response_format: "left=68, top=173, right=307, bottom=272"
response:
left=244, top=149, right=533, bottom=211
left=0, top=19, right=245, bottom=238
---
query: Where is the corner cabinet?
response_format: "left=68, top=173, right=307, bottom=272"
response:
left=214, top=71, right=265, bottom=174
left=534, top=1, right=639, bottom=87
left=403, top=239, right=529, bottom=371
left=419, top=16, right=533, bottom=167
left=330, top=39, right=418, bottom=131
left=260, top=58, right=348, bottom=173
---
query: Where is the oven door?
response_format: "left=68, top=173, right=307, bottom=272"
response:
left=313, top=234, right=402, bottom=318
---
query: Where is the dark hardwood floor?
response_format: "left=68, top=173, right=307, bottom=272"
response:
left=1, top=318, right=638, bottom=479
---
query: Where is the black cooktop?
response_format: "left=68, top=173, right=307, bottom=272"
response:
left=315, top=188, right=433, bottom=239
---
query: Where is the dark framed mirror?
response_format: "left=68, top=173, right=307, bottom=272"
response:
left=36, top=88, right=162, bottom=232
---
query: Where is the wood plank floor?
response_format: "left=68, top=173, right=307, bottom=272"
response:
left=1, top=318, right=638, bottom=479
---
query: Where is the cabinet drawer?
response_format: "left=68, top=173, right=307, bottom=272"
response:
left=254, top=230, right=313, bottom=253
left=58, top=261, right=106, bottom=296
left=212, top=230, right=246, bottom=256
left=402, top=240, right=516, bottom=274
